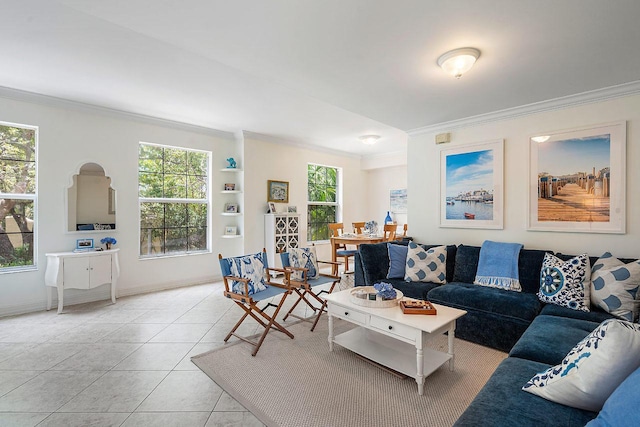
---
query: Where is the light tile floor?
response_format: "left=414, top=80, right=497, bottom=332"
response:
left=0, top=279, right=342, bottom=427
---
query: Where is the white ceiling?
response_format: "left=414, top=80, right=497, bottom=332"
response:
left=2, top=0, right=640, bottom=156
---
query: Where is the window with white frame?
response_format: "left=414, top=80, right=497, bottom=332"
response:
left=0, top=122, right=37, bottom=271
left=138, top=142, right=210, bottom=257
left=307, top=163, right=340, bottom=241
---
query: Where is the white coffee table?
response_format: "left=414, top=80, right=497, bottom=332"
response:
left=325, top=289, right=466, bottom=395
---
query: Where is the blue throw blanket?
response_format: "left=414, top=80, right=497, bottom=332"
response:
left=474, top=240, right=524, bottom=292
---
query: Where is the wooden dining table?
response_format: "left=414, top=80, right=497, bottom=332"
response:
left=330, top=234, right=385, bottom=274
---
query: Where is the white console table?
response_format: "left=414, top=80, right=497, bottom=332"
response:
left=45, top=249, right=120, bottom=314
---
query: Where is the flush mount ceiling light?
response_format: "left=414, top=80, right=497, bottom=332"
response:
left=532, top=136, right=550, bottom=143
left=359, top=135, right=380, bottom=145
left=437, top=47, right=481, bottom=79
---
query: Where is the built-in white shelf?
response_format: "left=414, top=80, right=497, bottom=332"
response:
left=221, top=235, right=243, bottom=239
left=220, top=168, right=243, bottom=172
left=221, top=212, right=242, bottom=216
left=221, top=190, right=242, bottom=194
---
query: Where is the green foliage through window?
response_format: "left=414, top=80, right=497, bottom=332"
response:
left=139, top=143, right=210, bottom=257
left=307, top=164, right=339, bottom=241
left=0, top=123, right=36, bottom=270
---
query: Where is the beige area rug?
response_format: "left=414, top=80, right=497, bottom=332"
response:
left=192, top=320, right=507, bottom=427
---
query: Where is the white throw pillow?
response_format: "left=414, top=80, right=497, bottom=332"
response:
left=288, top=247, right=320, bottom=281
left=538, top=253, right=590, bottom=312
left=229, top=253, right=268, bottom=295
left=591, top=252, right=640, bottom=321
left=404, top=242, right=446, bottom=284
left=523, top=319, right=640, bottom=412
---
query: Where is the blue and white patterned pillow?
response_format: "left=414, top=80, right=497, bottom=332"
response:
left=523, top=319, right=640, bottom=412
left=288, top=247, right=319, bottom=281
left=591, top=252, right=640, bottom=321
left=229, top=253, right=268, bottom=295
left=404, top=243, right=446, bottom=284
left=538, top=253, right=590, bottom=312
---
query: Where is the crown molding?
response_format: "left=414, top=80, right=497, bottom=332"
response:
left=242, top=130, right=361, bottom=159
left=407, top=80, right=640, bottom=136
left=0, top=85, right=236, bottom=139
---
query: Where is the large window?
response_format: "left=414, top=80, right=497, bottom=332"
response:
left=138, top=143, right=210, bottom=257
left=0, top=123, right=37, bottom=271
left=307, top=163, right=339, bottom=241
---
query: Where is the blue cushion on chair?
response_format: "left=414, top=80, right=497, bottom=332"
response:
left=336, top=249, right=357, bottom=256
left=228, top=253, right=268, bottom=295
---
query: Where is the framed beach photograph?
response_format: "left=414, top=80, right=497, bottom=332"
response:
left=528, top=121, right=626, bottom=233
left=440, top=139, right=504, bottom=229
left=390, top=189, right=407, bottom=213
left=76, top=238, right=94, bottom=250
left=224, top=202, right=238, bottom=213
left=224, top=226, right=237, bottom=236
left=267, top=180, right=289, bottom=203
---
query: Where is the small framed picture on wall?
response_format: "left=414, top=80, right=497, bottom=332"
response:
left=268, top=202, right=276, bottom=213
left=267, top=180, right=289, bottom=203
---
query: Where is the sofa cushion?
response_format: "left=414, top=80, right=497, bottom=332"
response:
left=539, top=303, right=614, bottom=323
left=452, top=244, right=480, bottom=283
left=379, top=278, right=439, bottom=300
left=386, top=243, right=408, bottom=279
left=509, top=315, right=600, bottom=365
left=538, top=253, right=590, bottom=312
left=453, top=245, right=550, bottom=294
left=359, top=242, right=392, bottom=286
left=586, top=366, right=640, bottom=427
left=359, top=242, right=456, bottom=286
left=590, top=252, right=640, bottom=321
left=523, top=319, right=640, bottom=412
left=454, top=357, right=597, bottom=427
left=427, top=282, right=541, bottom=322
left=404, top=242, right=447, bottom=283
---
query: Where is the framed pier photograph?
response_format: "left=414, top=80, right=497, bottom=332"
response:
left=440, top=139, right=504, bottom=229
left=528, top=121, right=626, bottom=234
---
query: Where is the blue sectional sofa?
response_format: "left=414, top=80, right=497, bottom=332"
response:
left=354, top=242, right=632, bottom=426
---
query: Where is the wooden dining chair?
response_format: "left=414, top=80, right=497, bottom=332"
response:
left=218, top=249, right=294, bottom=356
left=328, top=223, right=357, bottom=275
left=352, top=222, right=366, bottom=234
left=395, top=223, right=408, bottom=241
left=383, top=223, right=397, bottom=241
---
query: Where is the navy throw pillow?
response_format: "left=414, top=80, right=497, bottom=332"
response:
left=386, top=244, right=408, bottom=279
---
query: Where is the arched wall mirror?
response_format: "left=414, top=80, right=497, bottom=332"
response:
left=67, top=162, right=116, bottom=232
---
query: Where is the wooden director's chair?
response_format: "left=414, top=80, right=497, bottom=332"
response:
left=280, top=248, right=340, bottom=332
left=218, top=249, right=294, bottom=356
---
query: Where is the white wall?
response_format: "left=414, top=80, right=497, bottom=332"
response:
left=408, top=94, right=640, bottom=258
left=0, top=94, right=241, bottom=316
left=366, top=165, right=408, bottom=228
left=242, top=133, right=369, bottom=262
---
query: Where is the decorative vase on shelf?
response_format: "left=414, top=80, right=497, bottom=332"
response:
left=385, top=211, right=393, bottom=225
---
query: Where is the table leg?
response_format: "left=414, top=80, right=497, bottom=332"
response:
left=448, top=321, right=456, bottom=371
left=111, top=281, right=116, bottom=304
left=56, top=285, right=64, bottom=314
left=416, top=346, right=425, bottom=395
left=328, top=314, right=334, bottom=351
left=331, top=240, right=337, bottom=276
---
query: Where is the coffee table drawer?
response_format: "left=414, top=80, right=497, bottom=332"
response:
left=328, top=305, right=367, bottom=325
left=369, top=316, right=416, bottom=341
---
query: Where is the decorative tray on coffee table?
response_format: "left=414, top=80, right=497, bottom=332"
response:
left=400, top=300, right=437, bottom=315
left=350, top=286, right=403, bottom=308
